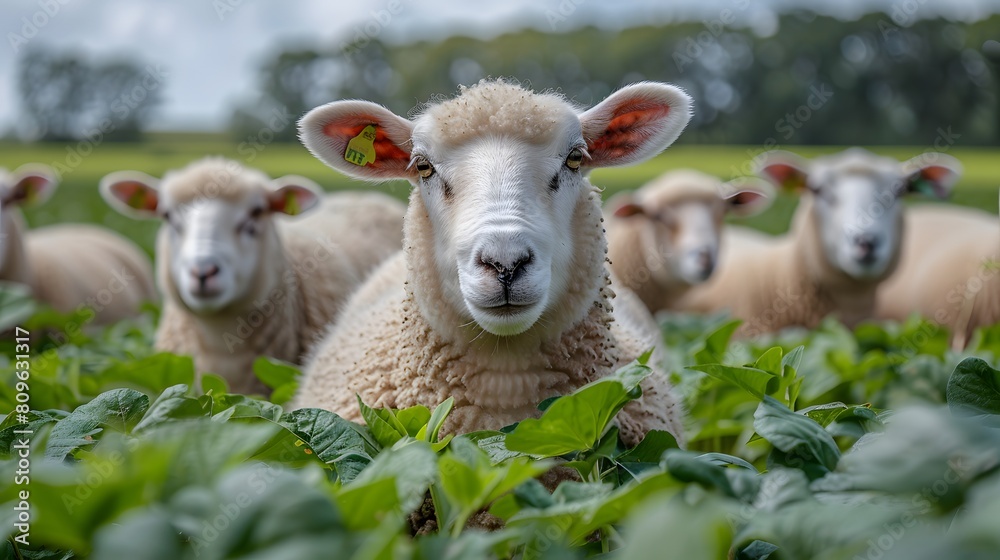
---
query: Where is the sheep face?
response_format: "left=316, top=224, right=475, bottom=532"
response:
left=299, top=79, right=692, bottom=337
left=101, top=160, right=320, bottom=314
left=609, top=172, right=772, bottom=286
left=759, top=148, right=960, bottom=280
left=0, top=166, right=57, bottom=270
left=409, top=123, right=585, bottom=336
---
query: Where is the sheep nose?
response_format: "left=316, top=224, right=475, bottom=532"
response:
left=480, top=252, right=531, bottom=289
left=190, top=262, right=220, bottom=285
left=853, top=234, right=880, bottom=262
left=696, top=247, right=715, bottom=272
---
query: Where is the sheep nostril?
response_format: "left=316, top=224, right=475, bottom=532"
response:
left=191, top=263, right=221, bottom=283
left=482, top=252, right=531, bottom=288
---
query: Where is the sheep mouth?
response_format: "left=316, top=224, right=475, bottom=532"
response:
left=472, top=301, right=535, bottom=315
left=466, top=299, right=546, bottom=337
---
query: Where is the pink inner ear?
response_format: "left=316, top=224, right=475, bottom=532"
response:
left=761, top=163, right=807, bottom=190
left=728, top=191, right=764, bottom=207
left=588, top=102, right=672, bottom=163
left=920, top=166, right=951, bottom=183
left=613, top=202, right=645, bottom=218
left=114, top=181, right=157, bottom=211
left=323, top=121, right=411, bottom=170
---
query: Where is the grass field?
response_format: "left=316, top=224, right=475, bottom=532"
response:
left=3, top=135, right=998, bottom=254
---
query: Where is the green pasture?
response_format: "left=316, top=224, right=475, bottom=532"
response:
left=3, top=135, right=997, bottom=255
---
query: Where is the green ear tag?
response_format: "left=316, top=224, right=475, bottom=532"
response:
left=345, top=125, right=377, bottom=166
left=284, top=190, right=301, bottom=215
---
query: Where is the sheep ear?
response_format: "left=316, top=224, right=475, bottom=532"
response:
left=756, top=151, right=810, bottom=192
left=269, top=176, right=322, bottom=216
left=579, top=82, right=692, bottom=168
left=606, top=193, right=645, bottom=218
left=722, top=177, right=774, bottom=217
left=100, top=171, right=161, bottom=219
left=902, top=154, right=961, bottom=199
left=1, top=164, right=58, bottom=207
left=299, top=100, right=414, bottom=183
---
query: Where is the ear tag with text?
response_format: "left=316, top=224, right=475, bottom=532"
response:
left=345, top=125, right=377, bottom=166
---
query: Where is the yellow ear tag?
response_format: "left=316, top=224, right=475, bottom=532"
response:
left=345, top=125, right=377, bottom=166
left=284, top=190, right=301, bottom=215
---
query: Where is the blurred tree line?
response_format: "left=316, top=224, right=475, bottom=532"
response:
left=231, top=12, right=999, bottom=146
left=18, top=47, right=165, bottom=142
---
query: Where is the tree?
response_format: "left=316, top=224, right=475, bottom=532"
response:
left=18, top=47, right=164, bottom=142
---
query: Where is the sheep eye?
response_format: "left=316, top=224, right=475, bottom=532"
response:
left=250, top=206, right=264, bottom=219
left=415, top=157, right=434, bottom=179
left=565, top=148, right=584, bottom=170
left=161, top=211, right=171, bottom=222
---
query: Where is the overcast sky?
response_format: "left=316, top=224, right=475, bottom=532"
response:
left=2, top=0, right=998, bottom=132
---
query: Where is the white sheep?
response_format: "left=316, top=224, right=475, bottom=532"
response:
left=677, top=148, right=960, bottom=336
left=876, top=202, right=996, bottom=349
left=101, top=158, right=405, bottom=393
left=605, top=169, right=772, bottom=312
left=294, top=79, right=691, bottom=445
left=1, top=165, right=156, bottom=326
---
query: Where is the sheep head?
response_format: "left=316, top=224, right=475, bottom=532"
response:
left=101, top=158, right=321, bottom=314
left=758, top=148, right=961, bottom=281
left=608, top=170, right=771, bottom=286
left=301, top=79, right=691, bottom=337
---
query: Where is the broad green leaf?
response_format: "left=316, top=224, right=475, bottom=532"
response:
left=687, top=364, right=778, bottom=399
left=694, top=319, right=742, bottom=365
left=280, top=408, right=372, bottom=483
left=213, top=394, right=283, bottom=421
left=134, top=384, right=209, bottom=432
left=0, top=281, right=37, bottom=330
left=343, top=440, right=438, bottom=528
left=357, top=395, right=408, bottom=448
left=947, top=357, right=1000, bottom=426
left=46, top=388, right=149, bottom=460
left=0, top=409, right=62, bottom=459
left=252, top=356, right=300, bottom=405
left=438, top=438, right=551, bottom=533
left=737, top=540, right=780, bottom=560
left=754, top=347, right=783, bottom=375
left=395, top=404, right=432, bottom=437
left=753, top=397, right=840, bottom=478
left=510, top=472, right=678, bottom=548
left=620, top=493, right=733, bottom=560
left=505, top=359, right=651, bottom=457
left=462, top=430, right=527, bottom=464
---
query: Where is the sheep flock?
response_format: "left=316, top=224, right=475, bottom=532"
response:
left=5, top=77, right=991, bottom=448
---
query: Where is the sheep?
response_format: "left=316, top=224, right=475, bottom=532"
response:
left=293, top=79, right=692, bottom=445
left=1, top=164, right=156, bottom=326
left=676, top=148, right=960, bottom=336
left=605, top=169, right=773, bottom=312
left=100, top=158, right=406, bottom=393
left=876, top=203, right=997, bottom=349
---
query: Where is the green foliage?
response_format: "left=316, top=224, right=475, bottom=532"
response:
left=4, top=305, right=1000, bottom=558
